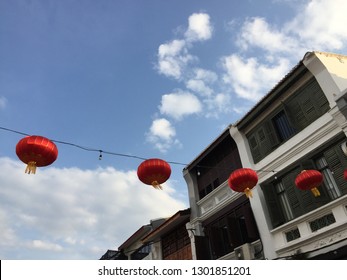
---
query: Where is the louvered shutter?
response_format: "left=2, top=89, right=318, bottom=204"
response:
left=324, top=143, right=347, bottom=195
left=281, top=169, right=303, bottom=219
left=286, top=78, right=330, bottom=130
left=261, top=183, right=285, bottom=228
left=248, top=134, right=261, bottom=163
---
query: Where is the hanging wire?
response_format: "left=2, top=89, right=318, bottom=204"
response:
left=0, top=126, right=188, bottom=166
left=0, top=126, right=30, bottom=137
left=0, top=125, right=278, bottom=172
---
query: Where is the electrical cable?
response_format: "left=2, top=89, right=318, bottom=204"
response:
left=0, top=125, right=278, bottom=172
left=0, top=125, right=187, bottom=166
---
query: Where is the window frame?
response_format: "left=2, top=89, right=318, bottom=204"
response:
left=261, top=138, right=347, bottom=229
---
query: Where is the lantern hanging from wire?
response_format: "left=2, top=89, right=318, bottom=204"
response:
left=16, top=135, right=58, bottom=174
left=228, top=168, right=258, bottom=198
left=137, top=158, right=171, bottom=190
left=295, top=169, right=323, bottom=197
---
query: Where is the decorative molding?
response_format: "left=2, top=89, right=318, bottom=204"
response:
left=273, top=195, right=347, bottom=255
left=272, top=195, right=347, bottom=235
left=191, top=184, right=243, bottom=226
left=313, top=228, right=347, bottom=249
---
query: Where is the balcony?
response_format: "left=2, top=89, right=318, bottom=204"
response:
left=196, top=179, right=243, bottom=219
left=271, top=194, right=347, bottom=258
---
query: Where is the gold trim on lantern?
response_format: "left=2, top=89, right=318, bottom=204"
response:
left=25, top=161, right=37, bottom=174
left=311, top=187, right=320, bottom=197
left=244, top=188, right=253, bottom=198
left=151, top=180, right=163, bottom=190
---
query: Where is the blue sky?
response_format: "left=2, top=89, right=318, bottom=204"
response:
left=1, top=0, right=347, bottom=259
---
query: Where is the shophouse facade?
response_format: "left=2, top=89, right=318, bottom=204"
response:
left=141, top=208, right=192, bottom=260
left=101, top=51, right=347, bottom=260
left=116, top=218, right=166, bottom=260
left=184, top=51, right=347, bottom=260
left=183, top=129, right=263, bottom=260
left=100, top=210, right=192, bottom=260
left=228, top=51, right=347, bottom=259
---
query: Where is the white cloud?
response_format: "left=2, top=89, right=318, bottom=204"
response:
left=286, top=0, right=347, bottom=50
left=222, top=54, right=290, bottom=101
left=235, top=0, right=347, bottom=56
left=204, top=93, right=231, bottom=117
left=194, top=68, right=218, bottom=83
left=157, top=40, right=194, bottom=80
left=156, top=12, right=213, bottom=80
left=186, top=79, right=213, bottom=96
left=157, top=57, right=182, bottom=80
left=159, top=92, right=202, bottom=120
left=232, top=105, right=252, bottom=115
left=0, top=96, right=7, bottom=109
left=224, top=0, right=347, bottom=103
left=158, top=39, right=185, bottom=58
left=203, top=95, right=230, bottom=119
left=0, top=209, right=16, bottom=247
left=146, top=118, right=181, bottom=153
left=149, top=118, right=176, bottom=141
left=0, top=157, right=186, bottom=259
left=237, top=17, right=298, bottom=54
left=186, top=68, right=218, bottom=97
left=29, top=240, right=63, bottom=251
left=185, top=13, right=213, bottom=42
left=152, top=0, right=347, bottom=154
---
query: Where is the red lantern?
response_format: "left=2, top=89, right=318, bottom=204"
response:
left=295, top=170, right=323, bottom=197
left=16, top=135, right=58, bottom=174
left=228, top=168, right=258, bottom=198
left=137, top=158, right=171, bottom=190
left=344, top=170, right=347, bottom=181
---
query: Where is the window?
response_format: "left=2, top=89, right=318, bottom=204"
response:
left=247, top=78, right=330, bottom=163
left=285, top=228, right=301, bottom=242
left=196, top=136, right=242, bottom=200
left=262, top=138, right=347, bottom=228
left=316, top=156, right=341, bottom=200
left=275, top=181, right=294, bottom=221
left=162, top=225, right=190, bottom=259
left=204, top=200, right=259, bottom=259
left=272, top=110, right=296, bottom=142
left=131, top=244, right=151, bottom=260
left=309, top=213, right=336, bottom=232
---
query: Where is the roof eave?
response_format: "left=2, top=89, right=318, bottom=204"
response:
left=235, top=60, right=308, bottom=130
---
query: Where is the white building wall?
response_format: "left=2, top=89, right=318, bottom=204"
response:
left=183, top=52, right=347, bottom=260
left=303, top=52, right=347, bottom=106
left=229, top=52, right=347, bottom=259
left=229, top=125, right=278, bottom=259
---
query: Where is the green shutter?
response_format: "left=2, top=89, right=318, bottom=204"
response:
left=261, top=183, right=284, bottom=228
left=264, top=121, right=280, bottom=148
left=248, top=134, right=261, bottom=163
left=248, top=121, right=279, bottom=163
left=301, top=96, right=318, bottom=123
left=313, top=81, right=330, bottom=113
left=286, top=78, right=330, bottom=130
left=282, top=170, right=302, bottom=218
left=246, top=78, right=329, bottom=164
left=257, top=126, right=271, bottom=156
left=287, top=99, right=307, bottom=130
left=324, top=143, right=347, bottom=195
